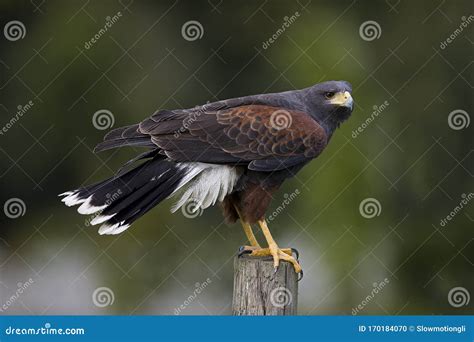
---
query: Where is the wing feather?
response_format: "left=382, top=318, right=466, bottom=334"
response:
left=139, top=105, right=327, bottom=171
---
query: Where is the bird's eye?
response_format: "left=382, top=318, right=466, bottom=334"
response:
left=324, top=92, right=335, bottom=99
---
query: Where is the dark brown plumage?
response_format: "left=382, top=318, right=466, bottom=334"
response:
left=60, top=80, right=354, bottom=275
left=140, top=105, right=328, bottom=169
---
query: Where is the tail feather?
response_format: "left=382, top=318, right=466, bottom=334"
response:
left=59, top=156, right=188, bottom=235
left=115, top=149, right=160, bottom=175
left=97, top=171, right=185, bottom=235
left=61, top=159, right=152, bottom=212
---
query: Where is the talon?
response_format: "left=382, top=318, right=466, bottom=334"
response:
left=239, top=245, right=303, bottom=276
left=238, top=250, right=249, bottom=257
left=297, top=269, right=304, bottom=281
left=278, top=250, right=302, bottom=275
left=252, top=220, right=303, bottom=279
left=291, top=248, right=299, bottom=260
left=269, top=245, right=280, bottom=269
left=237, top=245, right=254, bottom=257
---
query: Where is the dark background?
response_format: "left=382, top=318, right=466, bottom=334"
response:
left=0, top=0, right=472, bottom=315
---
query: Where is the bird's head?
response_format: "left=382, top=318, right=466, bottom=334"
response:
left=305, top=80, right=354, bottom=131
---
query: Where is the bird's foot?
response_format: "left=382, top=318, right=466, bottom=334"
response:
left=238, top=245, right=302, bottom=278
left=238, top=245, right=296, bottom=257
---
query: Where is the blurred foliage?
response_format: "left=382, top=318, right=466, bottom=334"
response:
left=0, top=0, right=472, bottom=315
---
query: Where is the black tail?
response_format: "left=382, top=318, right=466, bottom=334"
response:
left=59, top=155, right=187, bottom=235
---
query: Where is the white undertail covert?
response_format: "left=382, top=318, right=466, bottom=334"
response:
left=171, top=163, right=242, bottom=213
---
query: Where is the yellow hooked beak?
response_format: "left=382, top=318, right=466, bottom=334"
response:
left=329, top=91, right=353, bottom=109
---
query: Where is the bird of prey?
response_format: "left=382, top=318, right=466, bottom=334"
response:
left=60, top=80, right=354, bottom=276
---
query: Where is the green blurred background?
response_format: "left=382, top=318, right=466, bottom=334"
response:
left=0, top=0, right=472, bottom=315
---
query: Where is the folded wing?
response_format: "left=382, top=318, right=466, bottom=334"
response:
left=139, top=105, right=328, bottom=171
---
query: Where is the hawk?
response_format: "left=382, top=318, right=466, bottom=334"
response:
left=60, top=80, right=354, bottom=277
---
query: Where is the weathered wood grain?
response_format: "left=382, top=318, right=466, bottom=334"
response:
left=232, top=255, right=298, bottom=315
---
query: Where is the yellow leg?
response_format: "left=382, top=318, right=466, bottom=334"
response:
left=256, top=219, right=302, bottom=274
left=234, top=206, right=260, bottom=248
left=241, top=220, right=261, bottom=248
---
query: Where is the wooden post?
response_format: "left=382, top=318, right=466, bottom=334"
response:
left=232, top=255, right=298, bottom=315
